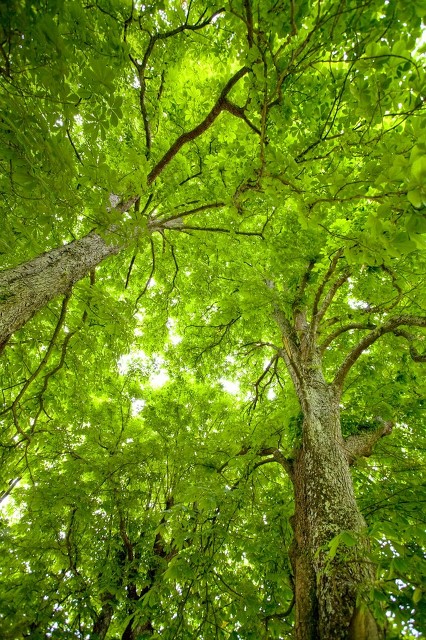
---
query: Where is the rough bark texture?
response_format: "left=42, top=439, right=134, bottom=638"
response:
left=0, top=231, right=121, bottom=349
left=272, top=258, right=397, bottom=639
left=291, top=366, right=380, bottom=640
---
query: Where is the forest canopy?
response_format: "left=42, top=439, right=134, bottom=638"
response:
left=0, top=1, right=425, bottom=639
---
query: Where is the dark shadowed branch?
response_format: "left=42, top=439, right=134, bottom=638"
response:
left=392, top=328, right=426, bottom=362
left=333, top=315, right=426, bottom=392
left=129, top=7, right=225, bottom=155
left=135, top=238, right=156, bottom=307
left=319, top=322, right=376, bottom=353
left=147, top=66, right=250, bottom=184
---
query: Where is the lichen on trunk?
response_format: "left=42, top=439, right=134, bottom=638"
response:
left=0, top=231, right=122, bottom=350
left=291, top=385, right=381, bottom=640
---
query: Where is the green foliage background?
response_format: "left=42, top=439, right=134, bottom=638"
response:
left=0, top=0, right=425, bottom=637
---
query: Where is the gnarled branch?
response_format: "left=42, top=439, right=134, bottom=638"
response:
left=342, top=419, right=393, bottom=465
left=129, top=7, right=225, bottom=156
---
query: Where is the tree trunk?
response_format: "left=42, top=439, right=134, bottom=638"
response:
left=122, top=619, right=153, bottom=640
left=291, top=376, right=380, bottom=640
left=91, top=596, right=114, bottom=640
left=0, top=231, right=121, bottom=350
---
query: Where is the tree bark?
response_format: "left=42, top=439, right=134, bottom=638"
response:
left=91, top=596, right=114, bottom=640
left=0, top=231, right=121, bottom=350
left=291, top=371, right=380, bottom=640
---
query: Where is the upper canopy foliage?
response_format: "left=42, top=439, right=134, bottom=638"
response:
left=0, top=0, right=425, bottom=638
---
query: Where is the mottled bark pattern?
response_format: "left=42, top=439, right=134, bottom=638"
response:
left=290, top=365, right=380, bottom=640
left=275, top=280, right=387, bottom=640
left=0, top=232, right=120, bottom=347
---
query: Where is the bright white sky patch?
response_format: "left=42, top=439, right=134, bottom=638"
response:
left=150, top=370, right=169, bottom=388
left=267, top=387, right=276, bottom=400
left=118, top=350, right=146, bottom=374
left=166, top=318, right=182, bottom=345
left=220, top=378, right=240, bottom=395
left=131, top=399, right=145, bottom=415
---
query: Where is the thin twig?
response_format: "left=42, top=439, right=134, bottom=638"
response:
left=135, top=239, right=156, bottom=306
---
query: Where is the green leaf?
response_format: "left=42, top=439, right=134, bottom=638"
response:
left=411, top=156, right=426, bottom=183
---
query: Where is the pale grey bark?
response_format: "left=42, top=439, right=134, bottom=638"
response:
left=0, top=231, right=121, bottom=349
left=289, top=362, right=379, bottom=640
left=291, top=373, right=381, bottom=640
left=273, top=301, right=383, bottom=638
left=343, top=420, right=393, bottom=465
left=270, top=253, right=425, bottom=639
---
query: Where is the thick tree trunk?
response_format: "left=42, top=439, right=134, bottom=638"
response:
left=291, top=375, right=380, bottom=640
left=0, top=231, right=121, bottom=349
left=91, top=596, right=114, bottom=640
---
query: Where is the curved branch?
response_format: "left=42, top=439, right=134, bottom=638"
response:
left=223, top=98, right=261, bottom=135
left=174, top=225, right=263, bottom=237
left=129, top=8, right=225, bottom=155
left=362, top=264, right=405, bottom=315
left=153, top=201, right=225, bottom=226
left=250, top=354, right=279, bottom=411
left=8, top=292, right=71, bottom=440
left=313, top=268, right=350, bottom=332
left=392, top=328, right=426, bottom=362
left=333, top=315, right=426, bottom=392
left=262, top=595, right=295, bottom=621
left=125, top=253, right=137, bottom=289
left=320, top=322, right=376, bottom=353
left=147, top=66, right=250, bottom=184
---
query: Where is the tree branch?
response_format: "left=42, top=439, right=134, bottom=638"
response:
left=333, top=315, right=426, bottom=392
left=152, top=202, right=225, bottom=226
left=250, top=354, right=279, bottom=411
left=319, top=322, right=376, bottom=353
left=243, top=0, right=254, bottom=47
left=257, top=447, right=294, bottom=479
left=9, top=292, right=71, bottom=440
left=119, top=516, right=134, bottom=562
left=342, top=419, right=393, bottom=464
left=223, top=98, right=261, bottom=135
left=293, top=259, right=316, bottom=317
left=262, top=594, right=295, bottom=621
left=66, top=128, right=84, bottom=165
left=273, top=308, right=303, bottom=395
left=173, top=225, right=263, bottom=237
left=311, top=249, right=343, bottom=320
left=313, top=268, right=350, bottom=332
left=129, top=8, right=225, bottom=156
left=135, top=238, right=156, bottom=306
left=147, top=66, right=250, bottom=184
left=392, top=328, right=426, bottom=362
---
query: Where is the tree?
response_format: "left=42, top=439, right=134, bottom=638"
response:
left=0, top=1, right=425, bottom=639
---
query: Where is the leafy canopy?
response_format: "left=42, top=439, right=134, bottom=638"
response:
left=0, top=0, right=426, bottom=638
